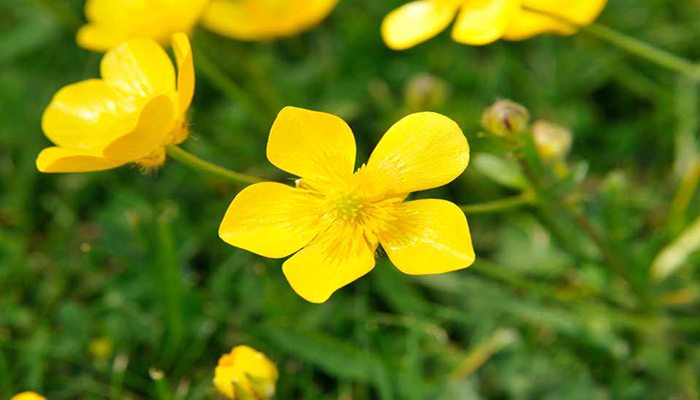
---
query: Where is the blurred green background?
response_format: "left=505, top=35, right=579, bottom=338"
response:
left=2, top=0, right=700, bottom=398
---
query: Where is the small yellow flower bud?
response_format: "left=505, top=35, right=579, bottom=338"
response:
left=89, top=337, right=114, bottom=360
left=214, top=345, right=278, bottom=400
left=532, top=120, right=573, bottom=161
left=11, top=392, right=46, bottom=400
left=404, top=73, right=449, bottom=111
left=481, top=100, right=530, bottom=138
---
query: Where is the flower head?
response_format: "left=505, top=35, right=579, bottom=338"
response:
left=201, top=0, right=339, bottom=41
left=219, top=107, right=475, bottom=303
left=481, top=99, right=530, bottom=138
left=78, top=0, right=209, bottom=52
left=11, top=393, right=46, bottom=400
left=37, top=33, right=195, bottom=173
left=382, top=0, right=608, bottom=50
left=214, top=345, right=278, bottom=400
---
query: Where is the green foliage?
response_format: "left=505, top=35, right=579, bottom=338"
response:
left=1, top=0, right=700, bottom=399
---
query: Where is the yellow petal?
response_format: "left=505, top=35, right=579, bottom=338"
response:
left=171, top=33, right=195, bottom=115
left=79, top=0, right=208, bottom=52
left=201, top=0, right=339, bottom=41
left=214, top=346, right=279, bottom=400
left=102, top=95, right=175, bottom=162
left=267, top=107, right=356, bottom=182
left=101, top=37, right=176, bottom=104
left=36, top=147, right=125, bottom=173
left=504, top=0, right=608, bottom=40
left=451, top=0, right=521, bottom=45
left=381, top=1, right=459, bottom=50
left=380, top=199, right=475, bottom=275
left=282, top=222, right=376, bottom=303
left=77, top=24, right=130, bottom=52
left=366, top=112, right=469, bottom=197
left=42, top=79, right=139, bottom=150
left=219, top=182, right=326, bottom=259
left=10, top=393, right=47, bottom=400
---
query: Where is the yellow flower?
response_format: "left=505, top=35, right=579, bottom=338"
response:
left=77, top=0, right=209, bottom=52
left=201, top=0, right=339, bottom=41
left=77, top=0, right=339, bottom=52
left=214, top=345, right=278, bottom=400
left=36, top=33, right=195, bottom=173
left=11, top=393, right=46, bottom=400
left=219, top=107, right=475, bottom=303
left=382, top=0, right=608, bottom=50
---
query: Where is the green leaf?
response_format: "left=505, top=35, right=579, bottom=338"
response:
left=473, top=154, right=529, bottom=190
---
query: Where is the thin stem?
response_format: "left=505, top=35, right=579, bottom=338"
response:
left=166, top=145, right=262, bottom=185
left=192, top=42, right=272, bottom=129
left=460, top=192, right=535, bottom=215
left=523, top=6, right=700, bottom=80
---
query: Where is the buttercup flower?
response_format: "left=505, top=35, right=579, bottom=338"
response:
left=77, top=0, right=339, bottom=52
left=219, top=107, right=475, bottom=303
left=382, top=0, right=608, bottom=50
left=37, top=33, right=195, bottom=173
left=77, top=0, right=209, bottom=52
left=214, top=345, right=278, bottom=400
left=201, top=0, right=339, bottom=41
left=11, top=393, right=46, bottom=400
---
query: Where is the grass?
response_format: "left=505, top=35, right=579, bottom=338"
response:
left=1, top=0, right=700, bottom=398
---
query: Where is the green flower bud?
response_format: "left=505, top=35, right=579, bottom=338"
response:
left=404, top=73, right=449, bottom=111
left=532, top=120, right=573, bottom=161
left=481, top=100, right=530, bottom=138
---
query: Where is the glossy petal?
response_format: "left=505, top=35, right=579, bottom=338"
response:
left=282, top=222, right=376, bottom=303
left=37, top=147, right=125, bottom=173
left=201, top=0, right=339, bottom=41
left=504, top=0, right=608, bottom=40
left=267, top=107, right=356, bottom=182
left=102, top=95, right=175, bottom=162
left=452, top=0, right=521, bottom=45
left=42, top=79, right=139, bottom=150
left=380, top=199, right=475, bottom=275
left=77, top=24, right=130, bottom=52
left=381, top=1, right=460, bottom=50
left=219, top=182, right=326, bottom=259
left=172, top=33, right=195, bottom=115
left=366, top=112, right=469, bottom=197
left=101, top=38, right=176, bottom=104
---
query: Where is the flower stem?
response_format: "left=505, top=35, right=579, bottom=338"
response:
left=460, top=192, right=535, bottom=215
left=166, top=145, right=262, bottom=185
left=523, top=6, right=700, bottom=80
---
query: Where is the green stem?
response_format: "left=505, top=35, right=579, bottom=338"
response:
left=460, top=192, right=535, bottom=214
left=523, top=6, right=700, bottom=80
left=166, top=145, right=262, bottom=185
left=192, top=43, right=272, bottom=129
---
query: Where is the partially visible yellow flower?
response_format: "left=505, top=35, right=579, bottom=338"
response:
left=201, top=0, right=339, bottom=41
left=219, top=107, right=475, bottom=303
left=36, top=33, right=195, bottom=173
left=11, top=392, right=46, bottom=400
left=77, top=0, right=209, bottom=52
left=382, top=0, right=608, bottom=50
left=214, top=345, right=278, bottom=400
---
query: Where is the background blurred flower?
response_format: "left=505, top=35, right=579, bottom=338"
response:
left=36, top=33, right=194, bottom=173
left=214, top=345, right=278, bottom=400
left=77, top=0, right=209, bottom=52
left=219, top=107, right=474, bottom=303
left=77, top=0, right=339, bottom=52
left=201, top=0, right=339, bottom=41
left=382, top=0, right=608, bottom=50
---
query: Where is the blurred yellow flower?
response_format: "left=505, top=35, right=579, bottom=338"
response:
left=78, top=0, right=209, bottom=52
left=214, top=345, right=278, bottom=400
left=201, top=0, right=339, bottom=41
left=77, top=0, right=339, bottom=52
left=382, top=0, right=608, bottom=50
left=37, top=33, right=195, bottom=173
left=219, top=107, right=475, bottom=303
left=11, top=393, right=46, bottom=400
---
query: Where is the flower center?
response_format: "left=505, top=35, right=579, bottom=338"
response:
left=327, top=191, right=364, bottom=222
